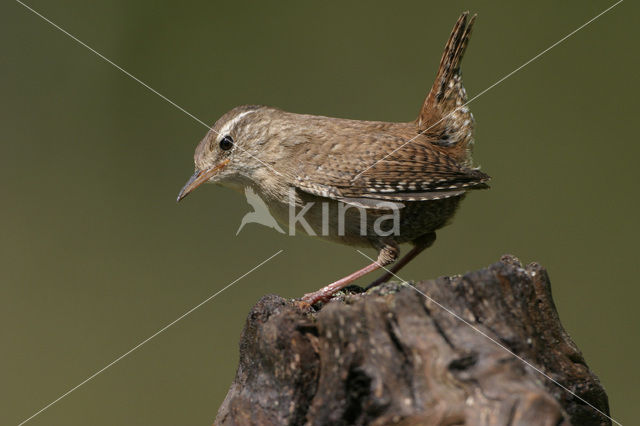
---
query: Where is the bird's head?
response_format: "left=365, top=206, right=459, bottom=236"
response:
left=177, top=105, right=274, bottom=202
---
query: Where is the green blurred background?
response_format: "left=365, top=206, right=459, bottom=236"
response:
left=2, top=0, right=637, bottom=424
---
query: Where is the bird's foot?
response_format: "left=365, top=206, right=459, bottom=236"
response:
left=300, top=289, right=333, bottom=306
left=300, top=245, right=399, bottom=305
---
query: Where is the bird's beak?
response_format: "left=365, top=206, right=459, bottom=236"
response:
left=176, top=159, right=230, bottom=202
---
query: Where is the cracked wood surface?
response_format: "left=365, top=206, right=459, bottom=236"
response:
left=215, top=255, right=610, bottom=426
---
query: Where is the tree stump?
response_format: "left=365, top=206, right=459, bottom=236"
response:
left=215, top=255, right=610, bottom=426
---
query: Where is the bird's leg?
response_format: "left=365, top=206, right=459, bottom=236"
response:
left=366, top=232, right=436, bottom=290
left=301, top=244, right=398, bottom=305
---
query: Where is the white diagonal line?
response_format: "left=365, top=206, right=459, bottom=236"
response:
left=356, top=250, right=622, bottom=426
left=14, top=0, right=284, bottom=178
left=352, top=0, right=623, bottom=181
left=14, top=0, right=211, bottom=129
left=17, top=249, right=284, bottom=426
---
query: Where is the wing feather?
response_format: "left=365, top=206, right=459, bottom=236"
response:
left=292, top=134, right=489, bottom=205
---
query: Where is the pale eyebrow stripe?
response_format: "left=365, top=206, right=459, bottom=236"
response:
left=218, top=110, right=258, bottom=137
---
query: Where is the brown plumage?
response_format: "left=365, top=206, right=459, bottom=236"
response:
left=178, top=12, right=489, bottom=304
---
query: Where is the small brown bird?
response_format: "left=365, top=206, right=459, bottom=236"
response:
left=178, top=12, right=489, bottom=304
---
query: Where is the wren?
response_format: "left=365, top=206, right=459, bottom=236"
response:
left=178, top=12, right=489, bottom=304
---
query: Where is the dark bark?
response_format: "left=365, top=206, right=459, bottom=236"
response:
left=215, top=255, right=610, bottom=426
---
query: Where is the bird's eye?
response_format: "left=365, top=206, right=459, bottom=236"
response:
left=219, top=135, right=234, bottom=151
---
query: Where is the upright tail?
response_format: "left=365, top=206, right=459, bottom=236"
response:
left=417, top=12, right=476, bottom=159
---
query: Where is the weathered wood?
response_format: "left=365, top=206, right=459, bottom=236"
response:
left=216, top=255, right=610, bottom=426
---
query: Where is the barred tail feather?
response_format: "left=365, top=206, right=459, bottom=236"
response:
left=417, top=12, right=476, bottom=159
